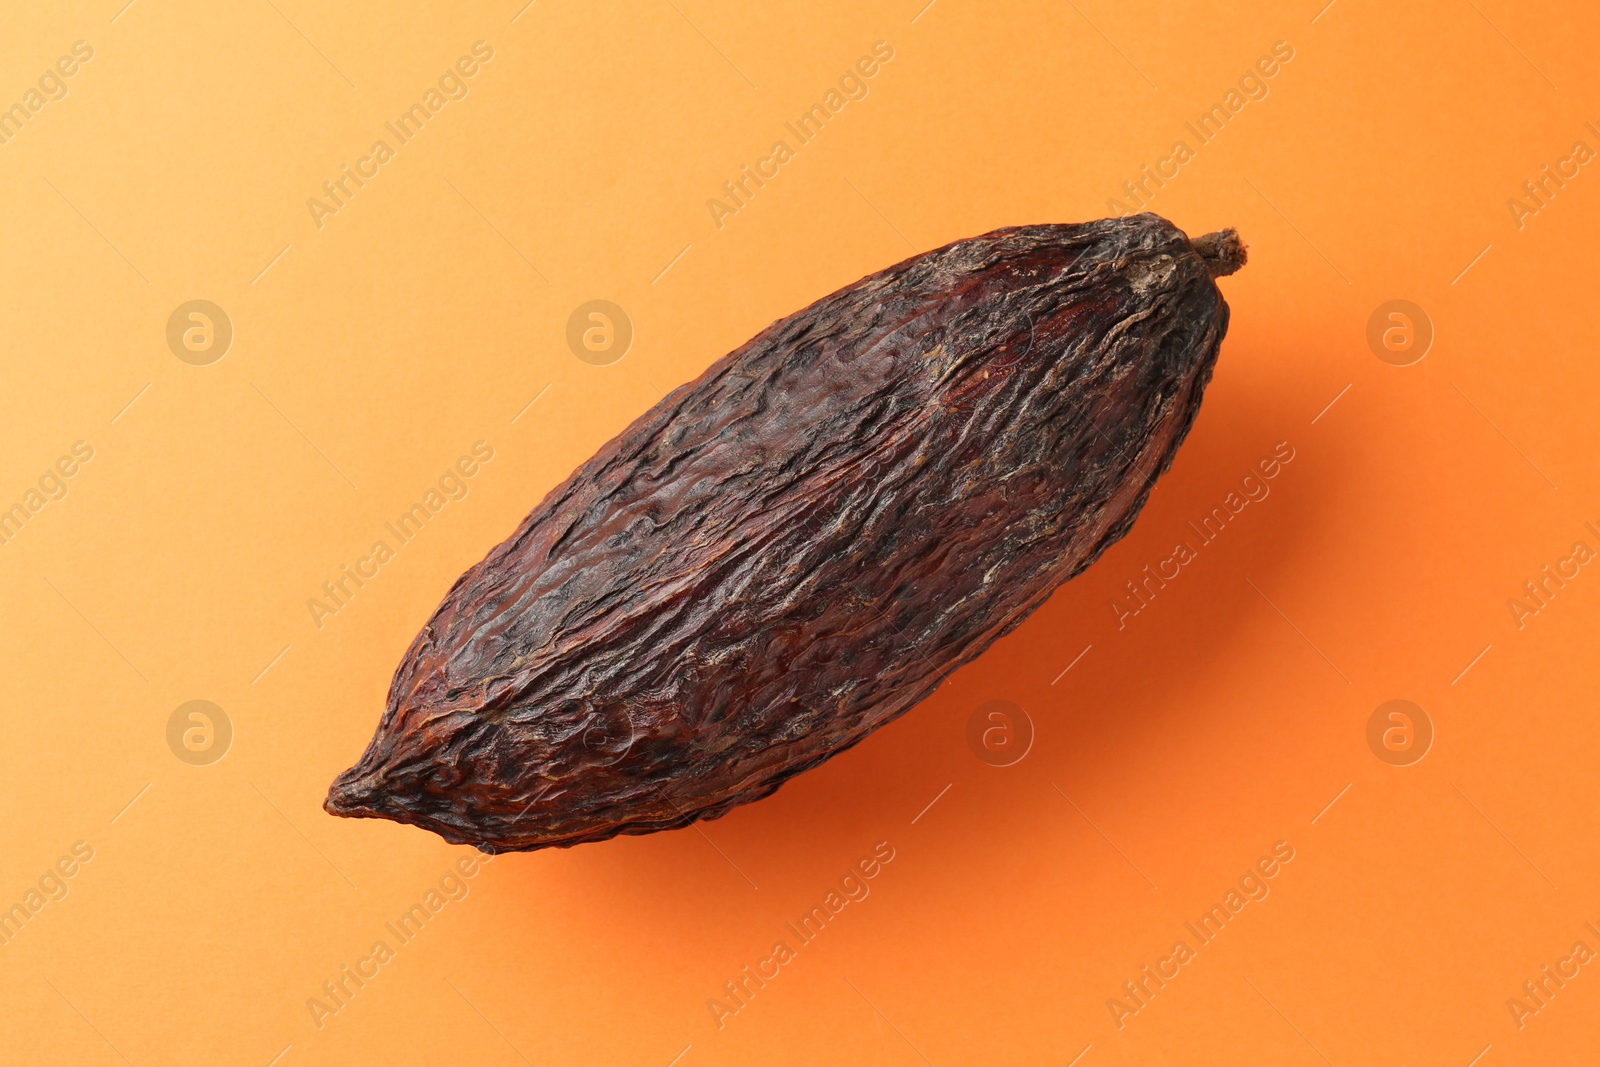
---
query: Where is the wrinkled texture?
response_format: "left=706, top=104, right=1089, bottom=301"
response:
left=327, top=213, right=1242, bottom=851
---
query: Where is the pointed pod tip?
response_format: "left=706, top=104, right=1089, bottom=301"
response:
left=1192, top=229, right=1247, bottom=278
left=325, top=769, right=386, bottom=819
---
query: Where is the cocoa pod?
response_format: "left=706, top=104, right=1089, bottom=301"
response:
left=327, top=213, right=1245, bottom=851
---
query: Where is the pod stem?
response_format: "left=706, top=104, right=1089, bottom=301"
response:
left=1193, top=229, right=1248, bottom=278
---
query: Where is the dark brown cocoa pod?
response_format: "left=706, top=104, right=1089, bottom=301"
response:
left=327, top=213, right=1245, bottom=851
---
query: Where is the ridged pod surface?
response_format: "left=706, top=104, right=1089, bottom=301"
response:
left=327, top=213, right=1246, bottom=850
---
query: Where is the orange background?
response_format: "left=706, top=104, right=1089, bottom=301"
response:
left=2, top=1, right=1598, bottom=1064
